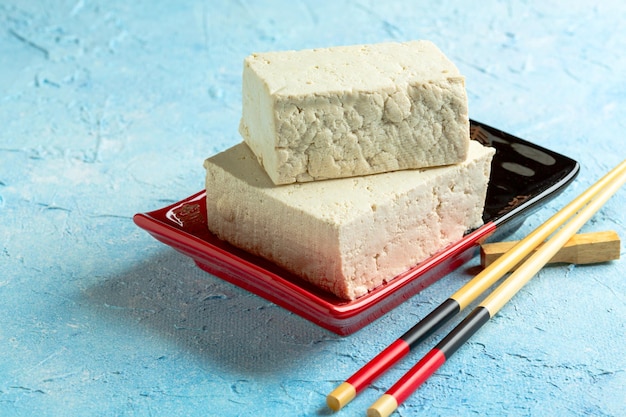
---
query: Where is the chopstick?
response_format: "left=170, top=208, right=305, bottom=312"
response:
left=327, top=159, right=626, bottom=412
left=366, top=159, right=626, bottom=417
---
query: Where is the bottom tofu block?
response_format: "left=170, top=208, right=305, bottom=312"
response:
left=204, top=140, right=495, bottom=300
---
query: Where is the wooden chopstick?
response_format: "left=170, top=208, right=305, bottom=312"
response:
left=327, top=159, right=626, bottom=412
left=366, top=159, right=626, bottom=417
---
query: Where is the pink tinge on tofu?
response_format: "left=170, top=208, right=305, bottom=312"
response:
left=204, top=140, right=494, bottom=300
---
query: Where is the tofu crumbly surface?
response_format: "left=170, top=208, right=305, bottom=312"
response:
left=204, top=140, right=495, bottom=300
left=239, top=40, right=470, bottom=185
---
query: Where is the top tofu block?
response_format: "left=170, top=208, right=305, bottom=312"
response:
left=239, top=40, right=470, bottom=185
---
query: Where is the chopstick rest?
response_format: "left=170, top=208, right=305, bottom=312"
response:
left=480, top=230, right=620, bottom=269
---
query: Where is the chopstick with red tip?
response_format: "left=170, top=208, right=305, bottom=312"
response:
left=366, top=159, right=626, bottom=417
left=326, top=159, right=626, bottom=412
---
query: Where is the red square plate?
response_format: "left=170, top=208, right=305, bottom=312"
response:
left=134, top=120, right=579, bottom=335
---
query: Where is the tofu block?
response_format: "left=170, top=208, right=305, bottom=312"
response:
left=239, top=40, right=470, bottom=185
left=204, top=140, right=494, bottom=300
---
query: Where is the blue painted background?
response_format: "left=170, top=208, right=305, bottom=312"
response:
left=1, top=1, right=625, bottom=416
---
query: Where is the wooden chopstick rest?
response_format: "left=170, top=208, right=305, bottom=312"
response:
left=481, top=230, right=620, bottom=269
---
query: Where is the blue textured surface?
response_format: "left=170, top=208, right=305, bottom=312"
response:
left=1, top=1, right=625, bottom=416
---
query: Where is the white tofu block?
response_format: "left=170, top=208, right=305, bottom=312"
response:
left=204, top=140, right=495, bottom=300
left=239, top=40, right=470, bottom=185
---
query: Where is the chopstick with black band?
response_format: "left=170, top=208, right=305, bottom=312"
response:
left=366, top=159, right=626, bottom=417
left=327, top=159, right=626, bottom=412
